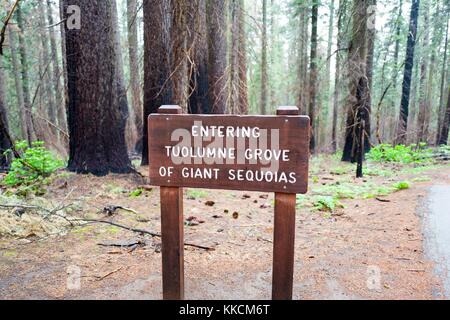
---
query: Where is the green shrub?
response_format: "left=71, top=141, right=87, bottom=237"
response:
left=367, top=144, right=433, bottom=164
left=393, top=181, right=410, bottom=191
left=313, top=196, right=344, bottom=212
left=2, top=141, right=65, bottom=189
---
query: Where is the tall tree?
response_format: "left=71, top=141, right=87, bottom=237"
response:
left=396, top=0, right=420, bottom=145
left=238, top=0, right=249, bottom=115
left=16, top=4, right=34, bottom=144
left=63, top=0, right=131, bottom=174
left=439, top=86, right=450, bottom=145
left=0, top=58, right=12, bottom=169
left=7, top=27, right=28, bottom=141
left=260, top=0, right=268, bottom=115
left=342, top=0, right=371, bottom=169
left=207, top=0, right=228, bottom=114
left=46, top=0, right=66, bottom=135
left=436, top=11, right=449, bottom=145
left=126, top=0, right=142, bottom=150
left=332, top=0, right=347, bottom=153
left=141, top=0, right=173, bottom=165
left=297, top=3, right=310, bottom=115
left=309, top=0, right=319, bottom=153
left=416, top=1, right=430, bottom=143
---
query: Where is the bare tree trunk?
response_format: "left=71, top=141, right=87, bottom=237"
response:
left=63, top=0, right=131, bottom=174
left=229, top=0, right=240, bottom=115
left=297, top=6, right=309, bottom=115
left=439, top=86, right=450, bottom=145
left=7, top=27, right=28, bottom=141
left=396, top=0, right=420, bottom=145
left=332, top=0, right=347, bottom=153
left=309, top=0, right=319, bottom=153
left=260, top=0, right=268, bottom=115
left=141, top=0, right=173, bottom=165
left=0, top=58, right=12, bottom=169
left=207, top=0, right=228, bottom=114
left=126, top=0, right=142, bottom=152
left=437, top=13, right=449, bottom=145
left=238, top=0, right=249, bottom=115
left=59, top=0, right=68, bottom=125
left=46, top=0, right=66, bottom=136
left=416, top=1, right=430, bottom=143
left=38, top=1, right=57, bottom=137
left=17, top=5, right=34, bottom=144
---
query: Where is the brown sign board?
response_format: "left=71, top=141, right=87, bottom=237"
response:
left=148, top=113, right=310, bottom=194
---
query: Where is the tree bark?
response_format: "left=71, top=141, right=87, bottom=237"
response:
left=188, top=0, right=210, bottom=115
left=342, top=0, right=371, bottom=163
left=238, top=0, right=249, bottom=115
left=7, top=27, right=28, bottom=141
left=439, top=86, right=450, bottom=145
left=16, top=5, right=34, bottom=145
left=207, top=0, right=228, bottom=114
left=396, top=0, right=420, bottom=145
left=126, top=0, right=142, bottom=152
left=46, top=0, right=66, bottom=136
left=141, top=0, right=173, bottom=165
left=260, top=0, right=268, bottom=116
left=63, top=0, right=131, bottom=175
left=0, top=58, right=12, bottom=169
left=437, top=12, right=449, bottom=145
left=309, top=0, right=319, bottom=153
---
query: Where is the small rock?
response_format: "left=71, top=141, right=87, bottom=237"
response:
left=205, top=201, right=215, bottom=207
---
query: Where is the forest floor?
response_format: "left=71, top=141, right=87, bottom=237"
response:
left=0, top=155, right=449, bottom=300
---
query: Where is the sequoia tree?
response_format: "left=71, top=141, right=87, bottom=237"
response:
left=0, top=58, right=12, bottom=169
left=63, top=0, right=131, bottom=174
left=141, top=0, right=173, bottom=165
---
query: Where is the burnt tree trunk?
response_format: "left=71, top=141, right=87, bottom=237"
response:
left=342, top=0, right=371, bottom=163
left=64, top=0, right=131, bottom=175
left=141, top=0, right=173, bottom=165
left=396, top=0, right=420, bottom=145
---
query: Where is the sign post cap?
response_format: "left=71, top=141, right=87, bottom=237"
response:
left=276, top=106, right=299, bottom=115
left=159, top=105, right=182, bottom=114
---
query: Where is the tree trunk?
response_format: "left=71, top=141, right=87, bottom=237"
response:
left=439, top=86, right=450, bottom=145
left=416, top=1, right=430, bottom=144
left=297, top=6, right=309, bottom=115
left=365, top=0, right=376, bottom=146
left=332, top=0, right=347, bottom=153
left=7, top=27, right=28, bottom=141
left=38, top=1, right=57, bottom=137
left=229, top=0, right=240, bottom=115
left=141, top=0, right=173, bottom=165
left=437, top=13, right=449, bottom=145
left=206, top=0, right=228, bottom=114
left=17, top=5, right=34, bottom=145
left=309, top=0, right=319, bottom=153
left=46, top=0, right=66, bottom=136
left=59, top=0, right=68, bottom=128
left=238, top=0, right=249, bottom=115
left=396, top=0, right=420, bottom=145
left=126, top=0, right=142, bottom=152
left=260, top=0, right=268, bottom=115
left=342, top=0, right=371, bottom=163
left=0, top=58, right=12, bottom=169
left=188, top=0, right=210, bottom=115
left=63, top=0, right=131, bottom=175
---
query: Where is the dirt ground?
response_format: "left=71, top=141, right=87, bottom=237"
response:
left=0, top=164, right=449, bottom=300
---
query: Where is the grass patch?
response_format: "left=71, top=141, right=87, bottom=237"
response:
left=187, top=189, right=209, bottom=199
left=393, top=181, right=411, bottom=191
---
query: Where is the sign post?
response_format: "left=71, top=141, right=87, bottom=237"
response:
left=149, top=105, right=309, bottom=300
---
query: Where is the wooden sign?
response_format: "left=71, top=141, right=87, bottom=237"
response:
left=149, top=106, right=310, bottom=301
left=148, top=109, right=310, bottom=194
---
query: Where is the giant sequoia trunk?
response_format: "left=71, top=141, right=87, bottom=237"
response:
left=207, top=0, right=228, bottom=114
left=63, top=0, right=131, bottom=175
left=396, top=0, right=420, bottom=145
left=141, top=0, right=173, bottom=165
left=342, top=0, right=371, bottom=164
left=188, top=0, right=210, bottom=115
